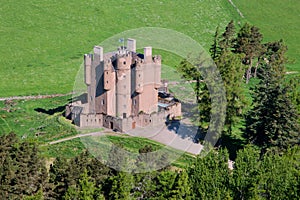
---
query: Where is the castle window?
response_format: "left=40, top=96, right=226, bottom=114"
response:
left=106, top=71, right=108, bottom=75
left=123, top=61, right=126, bottom=65
left=133, top=99, right=136, bottom=105
left=139, top=74, right=141, bottom=77
left=106, top=81, right=108, bottom=84
left=101, top=99, right=105, bottom=105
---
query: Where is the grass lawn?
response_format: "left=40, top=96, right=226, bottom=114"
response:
left=0, top=0, right=238, bottom=97
left=232, top=0, right=300, bottom=72
left=0, top=95, right=77, bottom=142
left=42, top=135, right=195, bottom=169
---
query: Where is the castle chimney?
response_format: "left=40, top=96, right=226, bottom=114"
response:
left=84, top=54, right=92, bottom=85
left=144, top=46, right=152, bottom=63
left=93, top=46, right=103, bottom=62
left=127, top=38, right=136, bottom=52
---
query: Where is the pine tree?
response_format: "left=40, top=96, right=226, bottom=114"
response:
left=155, top=170, right=177, bottom=199
left=245, top=61, right=300, bottom=152
left=188, top=149, right=232, bottom=199
left=108, top=172, right=133, bottom=200
left=259, top=149, right=300, bottom=199
left=231, top=146, right=263, bottom=199
left=176, top=58, right=202, bottom=103
left=171, top=170, right=191, bottom=199
left=216, top=50, right=246, bottom=135
left=287, top=74, right=300, bottom=117
left=219, top=20, right=236, bottom=51
left=234, top=23, right=263, bottom=83
left=132, top=172, right=157, bottom=199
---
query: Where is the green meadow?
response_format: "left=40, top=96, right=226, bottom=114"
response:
left=233, top=0, right=300, bottom=71
left=0, top=95, right=77, bottom=141
left=0, top=0, right=239, bottom=97
left=1, top=0, right=299, bottom=160
left=41, top=136, right=195, bottom=168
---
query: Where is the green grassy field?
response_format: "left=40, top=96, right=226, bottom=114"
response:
left=0, top=0, right=239, bottom=97
left=41, top=135, right=195, bottom=168
left=232, top=0, right=300, bottom=71
left=1, top=0, right=299, bottom=164
left=0, top=95, right=77, bottom=141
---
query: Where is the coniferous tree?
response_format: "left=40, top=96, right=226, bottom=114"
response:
left=108, top=172, right=133, bottom=200
left=219, top=20, right=236, bottom=51
left=231, top=146, right=263, bottom=199
left=155, top=170, right=177, bottom=199
left=216, top=50, right=246, bottom=135
left=188, top=149, right=232, bottom=199
left=177, top=58, right=202, bottom=103
left=287, top=74, right=300, bottom=117
left=245, top=56, right=300, bottom=152
left=259, top=149, right=300, bottom=199
left=234, top=23, right=263, bottom=83
left=170, top=170, right=191, bottom=200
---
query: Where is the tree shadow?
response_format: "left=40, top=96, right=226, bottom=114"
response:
left=219, top=133, right=246, bottom=160
left=166, top=120, right=203, bottom=143
left=68, top=93, right=87, bottom=104
left=34, top=106, right=66, bottom=115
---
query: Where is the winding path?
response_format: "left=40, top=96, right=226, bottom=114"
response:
left=0, top=92, right=73, bottom=101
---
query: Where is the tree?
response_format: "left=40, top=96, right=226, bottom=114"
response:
left=287, top=74, right=300, bottom=117
left=0, top=133, right=48, bottom=199
left=171, top=170, right=191, bottom=199
left=215, top=50, right=246, bottom=135
left=63, top=169, right=99, bottom=200
left=155, top=170, right=177, bottom=199
left=234, top=23, right=263, bottom=83
left=188, top=149, right=232, bottom=199
left=259, top=148, right=300, bottom=199
left=108, top=172, right=133, bottom=200
left=177, top=58, right=202, bottom=103
left=245, top=60, right=300, bottom=152
left=219, top=20, right=236, bottom=51
left=231, top=146, right=263, bottom=199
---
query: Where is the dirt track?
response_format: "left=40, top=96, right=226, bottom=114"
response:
left=0, top=93, right=73, bottom=101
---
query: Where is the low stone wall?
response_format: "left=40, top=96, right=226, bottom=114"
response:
left=79, top=113, right=103, bottom=127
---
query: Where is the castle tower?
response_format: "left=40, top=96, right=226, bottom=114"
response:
left=137, top=46, right=160, bottom=114
left=89, top=46, right=103, bottom=114
left=103, top=58, right=116, bottom=116
left=135, top=60, right=144, bottom=93
left=84, top=53, right=92, bottom=114
left=116, top=51, right=132, bottom=118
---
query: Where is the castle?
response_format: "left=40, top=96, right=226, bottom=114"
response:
left=66, top=38, right=181, bottom=132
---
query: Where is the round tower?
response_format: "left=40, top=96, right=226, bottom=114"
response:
left=116, top=53, right=132, bottom=118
